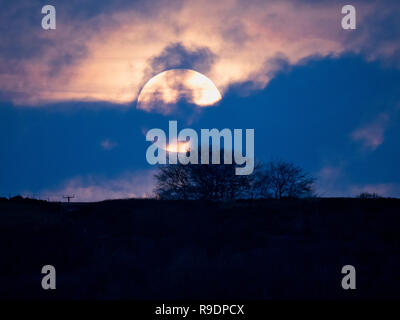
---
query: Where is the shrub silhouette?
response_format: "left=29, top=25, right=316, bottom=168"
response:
left=358, top=192, right=381, bottom=199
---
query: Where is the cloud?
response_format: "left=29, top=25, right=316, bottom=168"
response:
left=1, top=0, right=400, bottom=107
left=351, top=113, right=389, bottom=150
left=40, top=170, right=156, bottom=202
left=100, top=139, right=117, bottom=150
left=314, top=164, right=346, bottom=197
left=315, top=165, right=400, bottom=198
left=349, top=183, right=400, bottom=198
left=318, top=165, right=342, bottom=181
left=146, top=42, right=216, bottom=78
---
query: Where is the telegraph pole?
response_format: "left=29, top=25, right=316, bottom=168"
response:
left=63, top=195, right=75, bottom=203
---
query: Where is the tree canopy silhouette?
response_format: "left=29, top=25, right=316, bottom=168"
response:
left=154, top=150, right=315, bottom=200
left=255, top=160, right=315, bottom=199
left=154, top=149, right=251, bottom=200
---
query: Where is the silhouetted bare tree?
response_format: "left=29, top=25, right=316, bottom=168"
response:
left=154, top=150, right=251, bottom=200
left=189, top=161, right=250, bottom=200
left=154, top=164, right=193, bottom=200
left=247, top=161, right=270, bottom=199
left=258, top=160, right=315, bottom=199
left=155, top=155, right=315, bottom=200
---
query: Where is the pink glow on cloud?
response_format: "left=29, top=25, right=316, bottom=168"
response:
left=316, top=164, right=400, bottom=198
left=350, top=183, right=400, bottom=198
left=315, top=164, right=345, bottom=196
left=1, top=0, right=397, bottom=108
left=40, top=170, right=156, bottom=202
left=351, top=113, right=389, bottom=150
left=100, top=139, right=117, bottom=151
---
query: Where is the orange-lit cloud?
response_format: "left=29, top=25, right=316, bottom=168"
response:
left=0, top=0, right=398, bottom=107
left=165, top=141, right=191, bottom=153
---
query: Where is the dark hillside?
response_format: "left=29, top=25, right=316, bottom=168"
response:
left=0, top=198, right=399, bottom=299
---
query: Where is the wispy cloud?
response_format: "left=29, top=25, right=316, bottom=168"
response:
left=40, top=170, right=156, bottom=202
left=315, top=164, right=346, bottom=197
left=315, top=164, right=400, bottom=198
left=350, top=183, right=400, bottom=198
left=351, top=113, right=389, bottom=150
left=1, top=0, right=399, bottom=107
left=100, top=139, right=117, bottom=151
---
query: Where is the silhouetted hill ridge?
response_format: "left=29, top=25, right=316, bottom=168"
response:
left=0, top=198, right=399, bottom=299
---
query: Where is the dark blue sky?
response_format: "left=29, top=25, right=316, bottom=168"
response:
left=1, top=0, right=399, bottom=200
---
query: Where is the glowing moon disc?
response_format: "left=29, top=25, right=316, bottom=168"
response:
left=137, top=69, right=222, bottom=114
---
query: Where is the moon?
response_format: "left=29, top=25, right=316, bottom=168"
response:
left=165, top=141, right=191, bottom=153
left=137, top=69, right=222, bottom=114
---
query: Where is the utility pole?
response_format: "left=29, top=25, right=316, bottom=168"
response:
left=63, top=194, right=75, bottom=203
